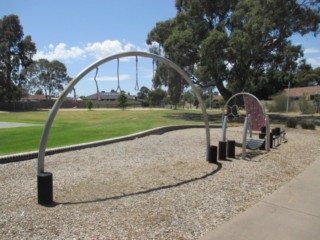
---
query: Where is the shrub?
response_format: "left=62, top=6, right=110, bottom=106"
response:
left=269, top=95, right=287, bottom=112
left=286, top=118, right=297, bottom=128
left=117, top=92, right=128, bottom=109
left=299, top=98, right=315, bottom=114
left=300, top=120, right=316, bottom=130
left=86, top=99, right=93, bottom=110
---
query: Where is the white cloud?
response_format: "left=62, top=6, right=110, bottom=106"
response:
left=34, top=39, right=140, bottom=62
left=34, top=43, right=86, bottom=61
left=89, top=74, right=130, bottom=81
left=85, top=40, right=137, bottom=59
left=304, top=48, right=320, bottom=54
left=306, top=57, right=320, bottom=67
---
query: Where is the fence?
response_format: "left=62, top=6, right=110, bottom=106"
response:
left=0, top=99, right=142, bottom=111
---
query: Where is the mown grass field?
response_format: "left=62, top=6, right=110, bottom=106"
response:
left=0, top=108, right=221, bottom=156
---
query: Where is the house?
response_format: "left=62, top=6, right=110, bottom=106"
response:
left=20, top=94, right=47, bottom=102
left=82, top=91, right=136, bottom=101
left=276, top=86, right=320, bottom=100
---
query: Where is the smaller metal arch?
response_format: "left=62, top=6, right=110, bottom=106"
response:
left=223, top=92, right=266, bottom=116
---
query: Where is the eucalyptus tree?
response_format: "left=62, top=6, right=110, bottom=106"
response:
left=22, top=59, right=69, bottom=99
left=147, top=0, right=320, bottom=100
left=0, top=14, right=36, bottom=101
left=154, top=62, right=185, bottom=109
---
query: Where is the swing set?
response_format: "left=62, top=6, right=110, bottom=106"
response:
left=92, top=55, right=156, bottom=100
left=36, top=51, right=213, bottom=206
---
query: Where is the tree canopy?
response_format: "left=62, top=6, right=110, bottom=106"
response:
left=147, top=0, right=320, bottom=100
left=0, top=14, right=36, bottom=101
left=22, top=59, right=69, bottom=99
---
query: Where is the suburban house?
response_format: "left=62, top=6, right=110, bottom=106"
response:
left=20, top=94, right=47, bottom=102
left=82, top=91, right=136, bottom=101
left=276, top=86, right=320, bottom=100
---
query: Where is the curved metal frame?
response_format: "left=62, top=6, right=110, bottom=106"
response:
left=223, top=92, right=266, bottom=116
left=222, top=92, right=270, bottom=159
left=37, top=51, right=211, bottom=174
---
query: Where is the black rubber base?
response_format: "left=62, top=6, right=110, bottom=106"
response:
left=219, top=141, right=227, bottom=160
left=37, top=172, right=53, bottom=206
left=208, top=145, right=218, bottom=164
left=227, top=140, right=235, bottom=158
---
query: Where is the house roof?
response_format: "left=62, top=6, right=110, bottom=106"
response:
left=83, top=92, right=119, bottom=100
left=83, top=91, right=136, bottom=100
left=21, top=95, right=47, bottom=101
left=282, top=86, right=320, bottom=97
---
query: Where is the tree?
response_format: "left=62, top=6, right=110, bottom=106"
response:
left=0, top=14, right=36, bottom=101
left=148, top=88, right=167, bottom=106
left=22, top=59, right=69, bottom=99
left=117, top=92, right=128, bottom=109
left=147, top=0, right=320, bottom=100
left=154, top=62, right=185, bottom=109
left=137, top=86, right=150, bottom=100
left=295, top=61, right=320, bottom=86
left=183, top=90, right=195, bottom=108
left=137, top=86, right=150, bottom=107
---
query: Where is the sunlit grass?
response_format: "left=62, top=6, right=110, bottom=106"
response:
left=0, top=108, right=221, bottom=155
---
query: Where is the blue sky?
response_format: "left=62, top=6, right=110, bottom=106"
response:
left=1, top=0, right=319, bottom=97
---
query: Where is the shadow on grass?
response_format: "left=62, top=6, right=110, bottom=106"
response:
left=57, top=163, right=222, bottom=206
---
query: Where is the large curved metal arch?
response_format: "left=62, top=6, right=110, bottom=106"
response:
left=38, top=51, right=211, bottom=174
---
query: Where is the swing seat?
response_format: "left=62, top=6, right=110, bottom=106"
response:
left=246, top=138, right=265, bottom=150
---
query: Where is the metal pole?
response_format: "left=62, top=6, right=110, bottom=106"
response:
left=265, top=115, right=270, bottom=151
left=242, top=117, right=248, bottom=159
left=286, top=81, right=290, bottom=113
left=222, top=115, right=228, bottom=142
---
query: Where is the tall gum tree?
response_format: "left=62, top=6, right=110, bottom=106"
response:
left=147, top=0, right=320, bottom=100
left=0, top=14, right=36, bottom=101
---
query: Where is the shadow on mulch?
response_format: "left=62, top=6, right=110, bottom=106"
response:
left=56, top=163, right=222, bottom=206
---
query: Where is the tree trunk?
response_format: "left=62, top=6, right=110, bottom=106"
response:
left=215, top=78, right=232, bottom=101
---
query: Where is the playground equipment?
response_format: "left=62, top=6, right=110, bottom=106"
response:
left=221, top=92, right=270, bottom=159
left=134, top=56, right=139, bottom=91
left=93, top=67, right=101, bottom=100
left=36, top=51, right=216, bottom=206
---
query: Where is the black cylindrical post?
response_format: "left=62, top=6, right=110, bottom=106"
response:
left=208, top=145, right=218, bottom=164
left=219, top=141, right=227, bottom=160
left=269, top=132, right=273, bottom=148
left=37, top=172, right=53, bottom=206
left=259, top=133, right=266, bottom=150
left=227, top=140, right=235, bottom=158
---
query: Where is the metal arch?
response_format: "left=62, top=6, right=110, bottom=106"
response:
left=223, top=92, right=266, bottom=116
left=37, top=51, right=211, bottom=174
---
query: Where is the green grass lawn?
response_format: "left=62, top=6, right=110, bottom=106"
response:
left=0, top=108, right=221, bottom=156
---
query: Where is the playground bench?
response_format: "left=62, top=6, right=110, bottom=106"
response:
left=246, top=138, right=265, bottom=150
left=272, top=127, right=287, bottom=147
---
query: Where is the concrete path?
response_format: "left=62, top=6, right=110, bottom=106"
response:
left=201, top=157, right=320, bottom=240
left=0, top=122, right=42, bottom=128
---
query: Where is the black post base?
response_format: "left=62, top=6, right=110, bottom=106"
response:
left=219, top=141, right=227, bottom=160
left=227, top=140, right=235, bottom=158
left=259, top=133, right=266, bottom=150
left=37, top=172, right=53, bottom=206
left=208, top=145, right=218, bottom=164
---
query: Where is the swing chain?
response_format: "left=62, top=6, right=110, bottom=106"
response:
left=94, top=67, right=101, bottom=101
left=116, top=58, right=121, bottom=93
left=134, top=56, right=139, bottom=91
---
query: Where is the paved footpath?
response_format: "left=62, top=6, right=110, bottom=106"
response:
left=201, top=157, right=320, bottom=240
left=0, top=122, right=42, bottom=128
